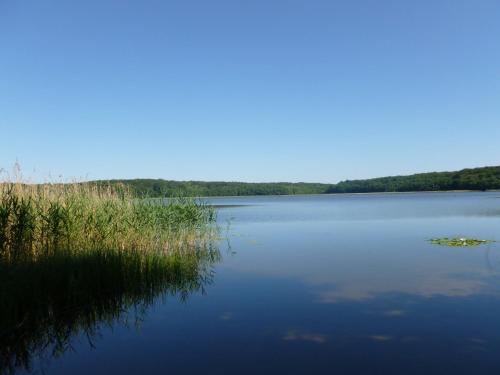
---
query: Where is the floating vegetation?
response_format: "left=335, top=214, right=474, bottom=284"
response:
left=429, top=237, right=495, bottom=247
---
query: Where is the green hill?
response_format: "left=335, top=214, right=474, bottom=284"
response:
left=91, top=165, right=500, bottom=197
left=326, top=166, right=500, bottom=194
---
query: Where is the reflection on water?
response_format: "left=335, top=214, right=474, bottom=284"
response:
left=210, top=191, right=500, bottom=221
left=3, top=192, right=500, bottom=374
left=0, top=247, right=221, bottom=374
left=213, top=193, right=500, bottom=303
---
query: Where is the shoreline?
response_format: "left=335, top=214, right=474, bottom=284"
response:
left=196, top=189, right=500, bottom=199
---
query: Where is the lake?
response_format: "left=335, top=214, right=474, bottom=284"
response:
left=9, top=192, right=500, bottom=374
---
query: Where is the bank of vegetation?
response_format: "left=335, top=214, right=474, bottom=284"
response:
left=326, top=166, right=500, bottom=194
left=0, top=180, right=221, bottom=373
left=0, top=182, right=216, bottom=260
left=90, top=165, right=500, bottom=197
left=92, top=180, right=330, bottom=197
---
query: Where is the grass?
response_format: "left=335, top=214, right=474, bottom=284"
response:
left=0, top=174, right=223, bottom=373
left=429, top=237, right=495, bottom=247
left=0, top=180, right=217, bottom=261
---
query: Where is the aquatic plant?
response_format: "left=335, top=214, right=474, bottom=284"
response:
left=0, top=172, right=223, bottom=373
left=429, top=237, right=495, bottom=247
left=0, top=180, right=217, bottom=260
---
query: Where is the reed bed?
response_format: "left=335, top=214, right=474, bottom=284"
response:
left=0, top=178, right=221, bottom=373
left=0, top=181, right=217, bottom=261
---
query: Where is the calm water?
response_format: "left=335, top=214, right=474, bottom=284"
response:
left=11, top=192, right=500, bottom=374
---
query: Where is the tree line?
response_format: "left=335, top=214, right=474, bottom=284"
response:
left=92, top=180, right=331, bottom=197
left=326, top=166, right=500, bottom=193
left=91, top=165, right=500, bottom=197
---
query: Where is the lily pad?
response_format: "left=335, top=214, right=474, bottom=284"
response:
left=429, top=237, right=495, bottom=247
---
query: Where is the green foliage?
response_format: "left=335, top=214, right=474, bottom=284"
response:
left=327, top=166, right=500, bottom=194
left=86, top=166, right=500, bottom=197
left=429, top=237, right=495, bottom=247
left=0, top=183, right=217, bottom=260
left=90, top=180, right=331, bottom=197
left=0, top=181, right=221, bottom=374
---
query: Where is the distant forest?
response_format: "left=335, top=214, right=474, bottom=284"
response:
left=93, top=180, right=330, bottom=197
left=92, top=165, right=500, bottom=197
left=326, top=166, right=500, bottom=193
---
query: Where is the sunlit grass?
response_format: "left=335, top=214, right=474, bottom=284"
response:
left=0, top=180, right=217, bottom=261
left=0, top=171, right=222, bottom=374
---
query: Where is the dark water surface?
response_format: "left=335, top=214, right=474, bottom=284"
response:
left=12, top=192, right=500, bottom=374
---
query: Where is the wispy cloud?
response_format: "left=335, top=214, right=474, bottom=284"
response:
left=369, top=335, right=393, bottom=342
left=283, top=330, right=327, bottom=344
left=220, top=312, right=233, bottom=321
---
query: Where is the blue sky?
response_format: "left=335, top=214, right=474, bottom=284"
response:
left=1, top=0, right=499, bottom=183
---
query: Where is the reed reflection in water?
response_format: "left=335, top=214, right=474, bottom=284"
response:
left=0, top=244, right=221, bottom=374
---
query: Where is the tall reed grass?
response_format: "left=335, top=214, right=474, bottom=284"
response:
left=0, top=175, right=222, bottom=373
left=0, top=181, right=217, bottom=261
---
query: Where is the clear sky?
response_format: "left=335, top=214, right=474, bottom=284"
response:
left=1, top=0, right=499, bottom=183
